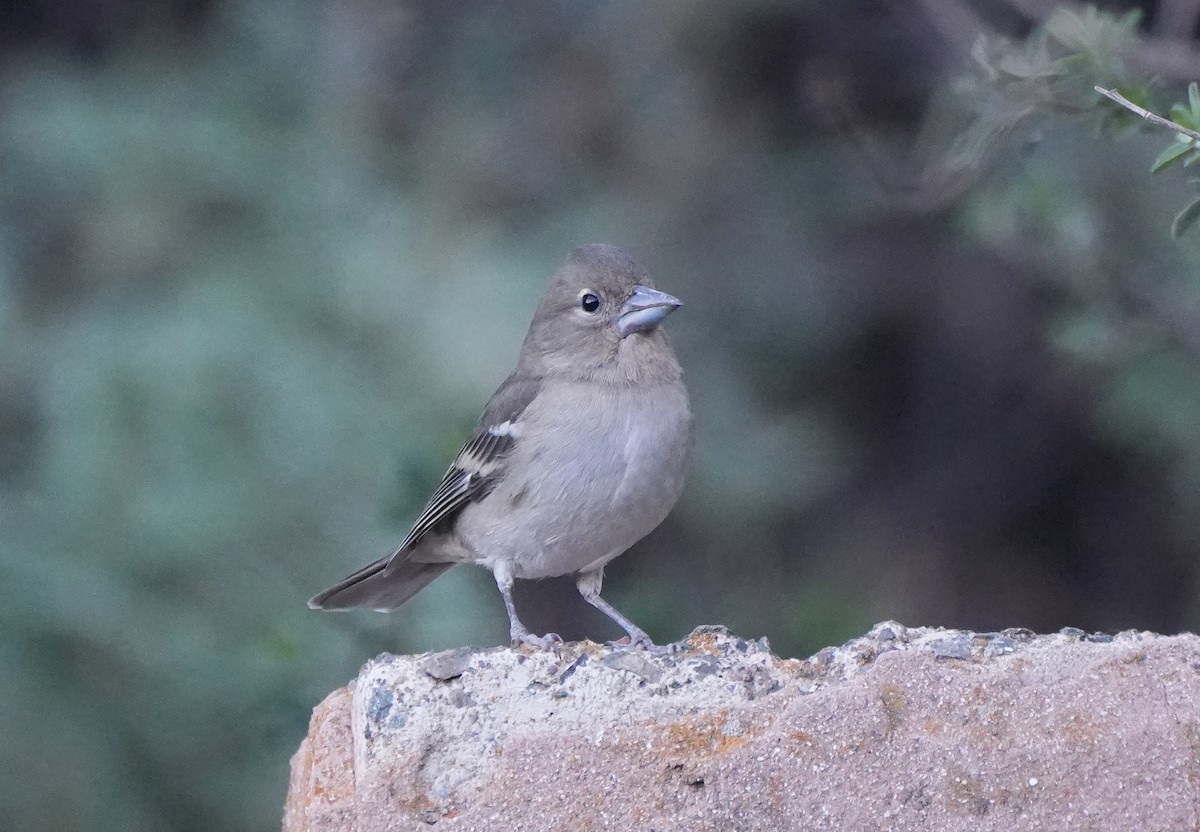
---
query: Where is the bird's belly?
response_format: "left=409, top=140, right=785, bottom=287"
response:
left=455, top=383, right=691, bottom=579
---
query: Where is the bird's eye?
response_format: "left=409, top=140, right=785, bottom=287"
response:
left=580, top=292, right=600, bottom=313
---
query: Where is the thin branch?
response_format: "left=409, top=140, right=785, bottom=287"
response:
left=1094, top=86, right=1200, bottom=142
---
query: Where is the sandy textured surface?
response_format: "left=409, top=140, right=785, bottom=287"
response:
left=284, top=623, right=1200, bottom=831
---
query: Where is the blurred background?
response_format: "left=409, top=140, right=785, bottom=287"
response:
left=4, top=0, right=1200, bottom=829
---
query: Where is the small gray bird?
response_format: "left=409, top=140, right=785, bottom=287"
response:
left=310, top=243, right=692, bottom=648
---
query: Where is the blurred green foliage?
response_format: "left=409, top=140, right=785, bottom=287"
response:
left=3, top=1, right=1200, bottom=831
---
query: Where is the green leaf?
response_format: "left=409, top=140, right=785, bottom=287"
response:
left=1171, top=103, right=1196, bottom=131
left=1171, top=196, right=1200, bottom=238
left=1184, top=150, right=1200, bottom=167
left=1152, top=139, right=1196, bottom=173
left=1189, top=81, right=1200, bottom=124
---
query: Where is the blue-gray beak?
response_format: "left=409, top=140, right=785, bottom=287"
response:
left=617, top=285, right=682, bottom=338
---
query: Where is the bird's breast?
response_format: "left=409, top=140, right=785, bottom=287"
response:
left=457, top=379, right=692, bottom=579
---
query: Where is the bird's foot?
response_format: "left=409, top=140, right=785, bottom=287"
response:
left=608, top=630, right=656, bottom=650
left=513, top=631, right=564, bottom=650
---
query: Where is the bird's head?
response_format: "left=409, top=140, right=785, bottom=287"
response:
left=520, top=243, right=683, bottom=382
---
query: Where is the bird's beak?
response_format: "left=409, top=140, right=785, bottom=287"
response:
left=616, top=285, right=682, bottom=338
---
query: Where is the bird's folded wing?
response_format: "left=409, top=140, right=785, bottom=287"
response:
left=392, top=373, right=541, bottom=556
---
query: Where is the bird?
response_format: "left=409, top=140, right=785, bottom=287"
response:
left=309, top=243, right=692, bottom=648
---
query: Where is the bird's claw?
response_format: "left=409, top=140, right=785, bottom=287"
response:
left=514, top=631, right=564, bottom=650
left=607, top=631, right=657, bottom=650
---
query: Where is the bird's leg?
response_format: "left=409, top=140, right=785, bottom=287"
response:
left=493, top=562, right=561, bottom=648
left=576, top=568, right=654, bottom=648
left=492, top=562, right=533, bottom=644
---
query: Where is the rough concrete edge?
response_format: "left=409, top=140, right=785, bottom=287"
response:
left=284, top=621, right=1200, bottom=830
left=802, top=621, right=1180, bottom=683
left=284, top=685, right=354, bottom=832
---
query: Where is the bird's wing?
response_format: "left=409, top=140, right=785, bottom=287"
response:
left=307, top=373, right=541, bottom=610
left=393, top=372, right=541, bottom=555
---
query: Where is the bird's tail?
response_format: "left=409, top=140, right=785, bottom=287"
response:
left=308, top=555, right=454, bottom=611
